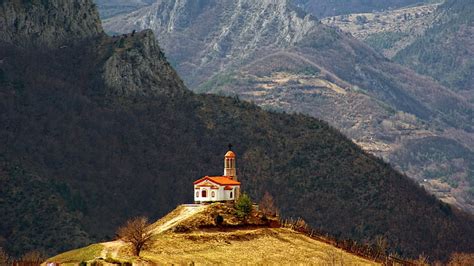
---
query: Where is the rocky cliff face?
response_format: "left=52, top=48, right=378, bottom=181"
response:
left=104, top=0, right=317, bottom=87
left=0, top=0, right=186, bottom=97
left=102, top=30, right=187, bottom=97
left=0, top=0, right=103, bottom=48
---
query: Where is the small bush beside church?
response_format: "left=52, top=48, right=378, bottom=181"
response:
left=235, top=193, right=253, bottom=219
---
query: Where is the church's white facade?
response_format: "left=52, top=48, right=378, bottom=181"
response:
left=194, top=149, right=241, bottom=203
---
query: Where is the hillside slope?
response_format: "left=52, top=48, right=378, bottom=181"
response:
left=103, top=0, right=474, bottom=214
left=1, top=0, right=473, bottom=261
left=322, top=3, right=440, bottom=58
left=95, top=0, right=154, bottom=19
left=294, top=0, right=433, bottom=18
left=322, top=0, right=473, bottom=96
left=46, top=204, right=379, bottom=265
left=394, top=0, right=473, bottom=95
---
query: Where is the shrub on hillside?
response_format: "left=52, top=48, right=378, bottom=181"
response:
left=448, top=253, right=474, bottom=265
left=20, top=250, right=45, bottom=264
left=235, top=193, right=253, bottom=219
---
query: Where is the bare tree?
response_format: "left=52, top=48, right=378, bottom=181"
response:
left=117, top=216, right=153, bottom=256
left=374, top=235, right=388, bottom=256
left=259, top=191, right=279, bottom=216
left=20, top=250, right=45, bottom=264
left=414, top=253, right=429, bottom=266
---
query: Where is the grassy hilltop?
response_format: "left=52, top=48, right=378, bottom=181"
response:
left=46, top=203, right=379, bottom=265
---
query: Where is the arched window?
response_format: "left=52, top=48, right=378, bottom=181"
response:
left=195, top=191, right=199, bottom=197
left=202, top=190, right=207, bottom=198
left=211, top=191, right=216, bottom=197
left=230, top=192, right=233, bottom=199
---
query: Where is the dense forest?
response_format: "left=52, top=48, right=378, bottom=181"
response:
left=0, top=0, right=473, bottom=262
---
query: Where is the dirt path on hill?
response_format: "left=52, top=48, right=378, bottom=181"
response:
left=96, top=204, right=208, bottom=260
left=150, top=204, right=208, bottom=234
left=99, top=240, right=124, bottom=259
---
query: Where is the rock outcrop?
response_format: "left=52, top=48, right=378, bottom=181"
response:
left=0, top=0, right=186, bottom=97
left=102, top=30, right=187, bottom=97
left=104, top=0, right=318, bottom=87
left=0, top=0, right=103, bottom=48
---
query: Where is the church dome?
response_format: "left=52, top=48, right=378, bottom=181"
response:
left=225, top=150, right=236, bottom=158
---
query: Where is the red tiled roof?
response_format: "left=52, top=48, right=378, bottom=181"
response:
left=194, top=176, right=240, bottom=186
left=224, top=185, right=233, bottom=190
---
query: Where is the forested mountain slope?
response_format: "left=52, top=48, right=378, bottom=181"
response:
left=321, top=0, right=472, bottom=97
left=103, top=0, right=474, bottom=214
left=394, top=0, right=473, bottom=95
left=0, top=0, right=473, bottom=262
left=322, top=3, right=440, bottom=58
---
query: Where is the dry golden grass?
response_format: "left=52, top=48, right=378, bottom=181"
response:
left=140, top=228, right=379, bottom=265
left=46, top=204, right=379, bottom=265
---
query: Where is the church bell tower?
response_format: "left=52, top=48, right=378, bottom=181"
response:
left=224, top=144, right=237, bottom=181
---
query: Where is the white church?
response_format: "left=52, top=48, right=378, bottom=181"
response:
left=194, top=146, right=241, bottom=203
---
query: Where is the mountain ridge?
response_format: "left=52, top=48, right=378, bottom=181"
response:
left=0, top=0, right=103, bottom=48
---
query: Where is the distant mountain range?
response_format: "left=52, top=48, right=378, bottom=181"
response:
left=322, top=0, right=473, bottom=208
left=1, top=0, right=473, bottom=262
left=96, top=0, right=435, bottom=19
left=323, top=0, right=473, bottom=95
left=322, top=2, right=441, bottom=58
left=102, top=0, right=474, bottom=214
left=394, top=0, right=473, bottom=94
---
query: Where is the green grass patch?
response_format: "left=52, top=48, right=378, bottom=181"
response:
left=46, top=244, right=103, bottom=264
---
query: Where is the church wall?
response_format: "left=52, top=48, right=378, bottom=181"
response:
left=194, top=183, right=239, bottom=202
